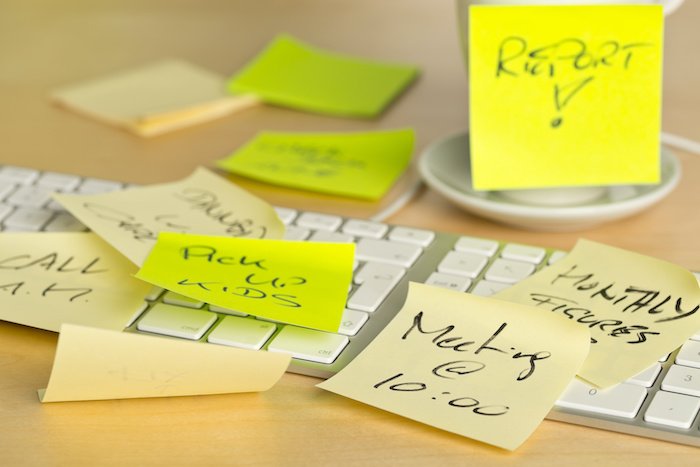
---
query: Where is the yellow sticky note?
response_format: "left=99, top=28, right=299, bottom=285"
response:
left=318, top=282, right=589, bottom=451
left=217, top=129, right=414, bottom=200
left=0, top=232, right=151, bottom=332
left=39, top=324, right=290, bottom=402
left=469, top=5, right=663, bottom=190
left=495, top=239, right=700, bottom=388
left=136, top=233, right=355, bottom=332
left=51, top=59, right=259, bottom=137
left=228, top=34, right=419, bottom=117
left=54, top=167, right=285, bottom=266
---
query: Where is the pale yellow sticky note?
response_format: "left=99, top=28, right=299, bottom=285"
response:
left=0, top=232, right=151, bottom=332
left=136, top=233, right=355, bottom=332
left=318, top=282, right=589, bottom=451
left=51, top=59, right=259, bottom=136
left=469, top=5, right=663, bottom=190
left=53, top=167, right=285, bottom=266
left=39, top=324, right=290, bottom=402
left=495, top=239, right=700, bottom=388
left=217, top=129, right=414, bottom=200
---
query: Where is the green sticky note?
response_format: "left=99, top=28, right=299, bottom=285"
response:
left=217, top=128, right=414, bottom=200
left=136, top=233, right=355, bottom=333
left=469, top=5, right=663, bottom=191
left=228, top=34, right=419, bottom=117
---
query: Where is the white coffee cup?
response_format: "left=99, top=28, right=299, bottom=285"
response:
left=456, top=0, right=683, bottom=206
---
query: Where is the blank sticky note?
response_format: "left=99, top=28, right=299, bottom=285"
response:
left=495, top=239, right=700, bottom=389
left=39, top=324, right=290, bottom=402
left=228, top=35, right=419, bottom=117
left=318, top=282, right=589, bottom=451
left=469, top=5, right=663, bottom=190
left=51, top=59, right=259, bottom=136
left=217, top=129, right=414, bottom=200
left=136, top=233, right=355, bottom=332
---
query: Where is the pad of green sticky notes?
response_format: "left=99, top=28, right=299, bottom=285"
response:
left=217, top=128, right=415, bottom=200
left=227, top=35, right=419, bottom=117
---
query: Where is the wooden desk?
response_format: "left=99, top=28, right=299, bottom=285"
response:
left=2, top=1, right=699, bottom=464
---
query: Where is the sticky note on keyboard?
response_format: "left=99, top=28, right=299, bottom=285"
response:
left=468, top=5, right=663, bottom=190
left=217, top=129, right=414, bottom=200
left=135, top=233, right=355, bottom=332
left=495, top=239, right=700, bottom=388
left=318, top=282, right=589, bottom=451
left=51, top=59, right=259, bottom=137
left=227, top=34, right=419, bottom=117
left=53, top=167, right=285, bottom=266
left=0, top=232, right=151, bottom=332
left=39, top=324, right=290, bottom=402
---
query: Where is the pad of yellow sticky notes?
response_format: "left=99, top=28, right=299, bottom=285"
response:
left=136, top=233, right=355, bottom=332
left=217, top=129, right=414, bottom=200
left=469, top=5, right=663, bottom=191
left=228, top=34, right=419, bottom=117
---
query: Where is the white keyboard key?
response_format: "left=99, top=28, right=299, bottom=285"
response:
left=425, top=272, right=471, bottom=292
left=501, top=243, right=546, bottom=264
left=208, top=304, right=248, bottom=317
left=207, top=316, right=276, bottom=350
left=338, top=308, right=369, bottom=336
left=626, top=363, right=661, bottom=387
left=0, top=166, right=39, bottom=185
left=349, top=262, right=405, bottom=312
left=555, top=379, right=647, bottom=419
left=454, top=236, right=499, bottom=256
left=309, top=230, right=354, bottom=243
left=77, top=178, right=123, bottom=194
left=388, top=226, right=435, bottom=246
left=162, top=291, right=205, bottom=309
left=295, top=212, right=342, bottom=231
left=485, top=258, right=535, bottom=284
left=437, top=251, right=488, bottom=278
left=137, top=303, right=217, bottom=340
left=675, top=340, right=700, bottom=368
left=36, top=172, right=82, bottom=191
left=273, top=207, right=297, bottom=224
left=268, top=325, right=349, bottom=364
left=144, top=286, right=165, bottom=301
left=0, top=181, right=17, bottom=200
left=2, top=207, right=53, bottom=231
left=284, top=226, right=311, bottom=241
left=0, top=204, right=14, bottom=222
left=43, top=212, right=87, bottom=232
left=548, top=250, right=567, bottom=265
left=470, top=279, right=511, bottom=297
left=5, top=185, right=53, bottom=208
left=644, top=390, right=700, bottom=429
left=356, top=238, right=422, bottom=267
left=342, top=219, right=388, bottom=239
left=661, top=365, right=700, bottom=397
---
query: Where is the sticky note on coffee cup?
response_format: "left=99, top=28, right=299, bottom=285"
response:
left=468, top=5, right=663, bottom=191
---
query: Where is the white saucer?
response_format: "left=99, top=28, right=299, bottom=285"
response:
left=418, top=131, right=682, bottom=231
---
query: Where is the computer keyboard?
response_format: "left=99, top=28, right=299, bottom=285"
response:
left=2, top=164, right=700, bottom=448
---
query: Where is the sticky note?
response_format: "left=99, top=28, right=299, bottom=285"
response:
left=39, top=324, right=291, bottom=402
left=51, top=59, right=259, bottom=136
left=469, top=5, right=663, bottom=190
left=0, top=232, right=151, bottom=332
left=227, top=34, right=419, bottom=117
left=217, top=129, right=414, bottom=200
left=318, top=282, right=589, bottom=450
left=136, top=233, right=355, bottom=332
left=495, top=239, right=700, bottom=388
left=53, top=167, right=285, bottom=266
